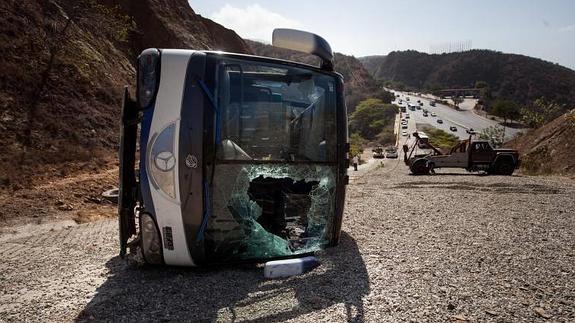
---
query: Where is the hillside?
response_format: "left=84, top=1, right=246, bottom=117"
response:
left=359, top=50, right=575, bottom=107
left=246, top=40, right=392, bottom=112
left=0, top=0, right=249, bottom=188
left=507, top=110, right=575, bottom=175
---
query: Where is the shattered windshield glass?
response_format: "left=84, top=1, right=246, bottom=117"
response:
left=204, top=57, right=340, bottom=262
left=206, top=164, right=336, bottom=262
left=216, top=58, right=337, bottom=162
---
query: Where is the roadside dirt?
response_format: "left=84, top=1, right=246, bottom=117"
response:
left=0, top=165, right=117, bottom=230
left=1, top=164, right=573, bottom=322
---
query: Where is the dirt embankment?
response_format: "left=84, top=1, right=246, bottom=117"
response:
left=507, top=110, right=575, bottom=175
left=0, top=165, right=118, bottom=228
left=0, top=0, right=249, bottom=191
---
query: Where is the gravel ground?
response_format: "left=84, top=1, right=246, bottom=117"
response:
left=1, top=162, right=574, bottom=322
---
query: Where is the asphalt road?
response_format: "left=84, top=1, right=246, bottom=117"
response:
left=393, top=91, right=525, bottom=141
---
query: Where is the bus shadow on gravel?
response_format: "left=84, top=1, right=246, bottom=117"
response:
left=76, top=231, right=369, bottom=323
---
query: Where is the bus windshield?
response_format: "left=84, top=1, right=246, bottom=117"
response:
left=206, top=57, right=341, bottom=262
left=216, top=57, right=338, bottom=163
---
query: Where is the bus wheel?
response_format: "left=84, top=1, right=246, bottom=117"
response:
left=410, top=159, right=430, bottom=175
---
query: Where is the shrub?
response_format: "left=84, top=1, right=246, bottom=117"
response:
left=521, top=146, right=553, bottom=175
left=349, top=99, right=398, bottom=140
left=349, top=133, right=366, bottom=158
left=422, top=127, right=460, bottom=149
left=479, top=125, right=505, bottom=147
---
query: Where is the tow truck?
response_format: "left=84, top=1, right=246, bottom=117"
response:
left=402, top=132, right=520, bottom=175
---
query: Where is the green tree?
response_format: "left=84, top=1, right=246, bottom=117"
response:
left=349, top=133, right=366, bottom=157
left=520, top=98, right=564, bottom=128
left=426, top=84, right=442, bottom=94
left=384, top=80, right=406, bottom=91
left=374, top=88, right=396, bottom=104
left=349, top=99, right=398, bottom=140
left=474, top=81, right=487, bottom=89
left=423, top=128, right=460, bottom=149
left=479, top=125, right=506, bottom=147
left=490, top=99, right=521, bottom=125
left=451, top=95, right=464, bottom=109
left=474, top=81, right=491, bottom=101
left=376, top=128, right=396, bottom=146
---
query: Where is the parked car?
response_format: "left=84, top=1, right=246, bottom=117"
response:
left=429, top=101, right=436, bottom=107
left=419, top=102, right=424, bottom=106
left=423, top=112, right=428, bottom=117
left=437, top=119, right=443, bottom=124
left=431, top=112, right=437, bottom=117
left=405, top=113, right=410, bottom=119
left=402, top=130, right=408, bottom=136
left=372, top=146, right=385, bottom=159
left=402, top=124, right=408, bottom=129
left=385, top=147, right=399, bottom=158
left=450, top=126, right=457, bottom=131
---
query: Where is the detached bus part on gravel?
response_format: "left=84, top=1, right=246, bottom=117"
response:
left=402, top=132, right=520, bottom=175
left=118, top=29, right=349, bottom=266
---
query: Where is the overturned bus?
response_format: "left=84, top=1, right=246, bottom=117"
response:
left=118, top=29, right=349, bottom=266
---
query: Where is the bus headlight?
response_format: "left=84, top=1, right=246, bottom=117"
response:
left=137, top=48, right=160, bottom=108
left=141, top=213, right=163, bottom=264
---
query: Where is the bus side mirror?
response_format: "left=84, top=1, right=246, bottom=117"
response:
left=272, top=28, right=334, bottom=71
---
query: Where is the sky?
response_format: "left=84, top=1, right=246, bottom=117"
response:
left=190, top=1, right=575, bottom=70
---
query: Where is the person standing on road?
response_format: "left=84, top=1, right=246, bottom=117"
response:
left=352, top=155, right=359, bottom=171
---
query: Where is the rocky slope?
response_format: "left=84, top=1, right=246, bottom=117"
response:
left=0, top=0, right=249, bottom=189
left=360, top=50, right=575, bottom=107
left=507, top=110, right=575, bottom=175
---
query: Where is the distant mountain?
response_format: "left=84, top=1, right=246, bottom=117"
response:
left=246, top=40, right=392, bottom=112
left=359, top=50, right=575, bottom=107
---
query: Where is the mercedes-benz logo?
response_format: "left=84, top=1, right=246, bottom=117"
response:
left=154, top=151, right=176, bottom=172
